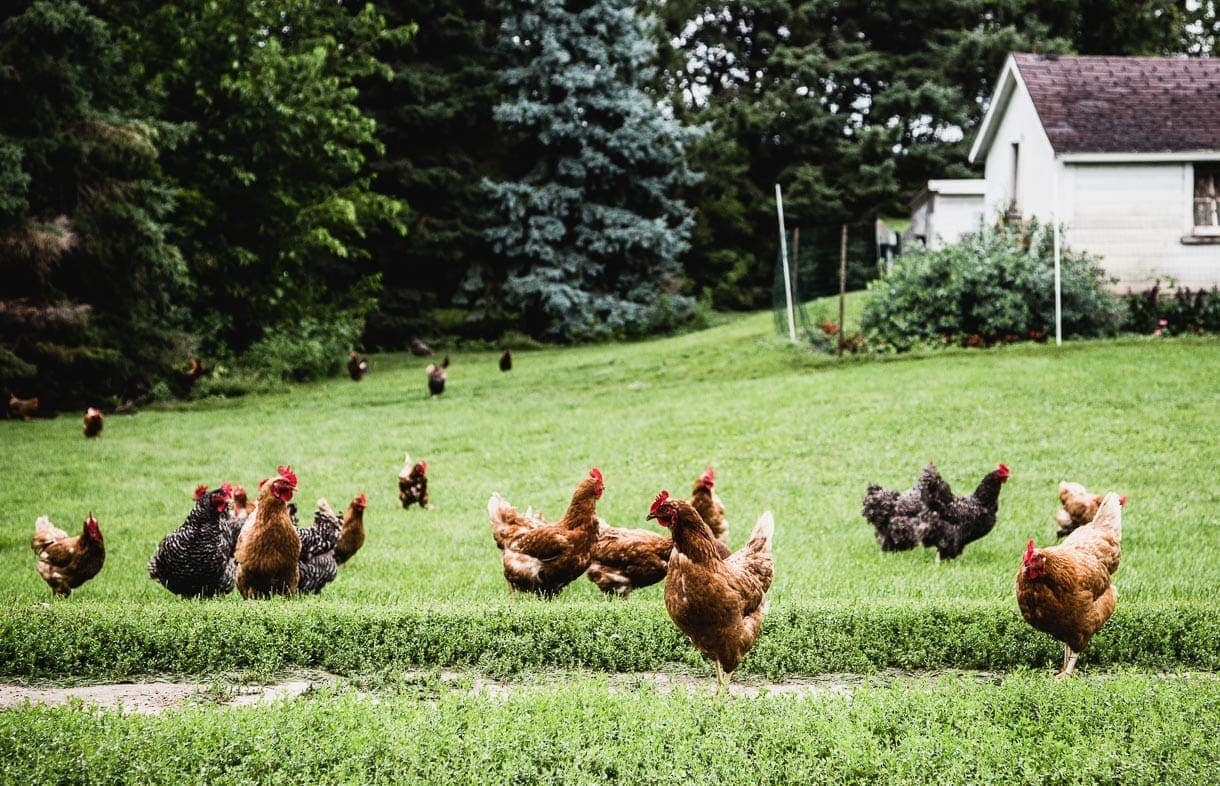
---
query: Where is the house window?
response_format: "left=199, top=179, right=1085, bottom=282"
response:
left=1195, top=164, right=1220, bottom=235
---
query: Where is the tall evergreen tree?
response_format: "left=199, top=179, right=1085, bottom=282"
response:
left=483, top=0, right=702, bottom=341
left=360, top=0, right=507, bottom=347
left=0, top=0, right=189, bottom=408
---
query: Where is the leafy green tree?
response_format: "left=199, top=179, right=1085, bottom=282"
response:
left=118, top=1, right=409, bottom=361
left=483, top=0, right=703, bottom=340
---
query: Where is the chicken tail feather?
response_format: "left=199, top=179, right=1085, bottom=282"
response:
left=745, top=510, right=774, bottom=553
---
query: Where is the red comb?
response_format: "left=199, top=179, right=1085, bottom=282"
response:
left=276, top=465, right=297, bottom=487
left=417, top=460, right=427, bottom=473
left=650, top=490, right=670, bottom=515
left=590, top=468, right=603, bottom=483
left=194, top=484, right=208, bottom=500
left=220, top=482, right=233, bottom=495
left=699, top=467, right=715, bottom=487
left=996, top=463, right=1011, bottom=480
left=1119, top=495, right=1127, bottom=507
left=1023, top=539, right=1036, bottom=563
left=234, top=484, right=246, bottom=497
left=355, top=493, right=367, bottom=507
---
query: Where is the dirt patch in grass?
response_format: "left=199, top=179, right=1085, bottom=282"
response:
left=0, top=668, right=1008, bottom=712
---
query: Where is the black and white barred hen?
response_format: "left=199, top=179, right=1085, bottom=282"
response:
left=862, top=462, right=946, bottom=552
left=148, top=484, right=238, bottom=598
left=296, top=498, right=342, bottom=594
left=919, top=463, right=1010, bottom=561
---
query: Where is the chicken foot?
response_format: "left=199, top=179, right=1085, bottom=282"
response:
left=1055, top=645, right=1080, bottom=678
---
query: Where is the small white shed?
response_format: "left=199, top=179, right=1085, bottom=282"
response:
left=966, top=53, right=1220, bottom=291
left=903, top=179, right=986, bottom=250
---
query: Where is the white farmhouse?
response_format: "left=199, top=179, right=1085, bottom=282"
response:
left=965, top=53, right=1220, bottom=291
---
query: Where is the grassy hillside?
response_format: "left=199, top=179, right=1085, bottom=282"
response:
left=2, top=304, right=1218, bottom=675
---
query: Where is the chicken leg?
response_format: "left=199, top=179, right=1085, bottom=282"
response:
left=1055, top=645, right=1079, bottom=678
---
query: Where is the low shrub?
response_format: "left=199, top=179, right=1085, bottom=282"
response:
left=1, top=601, right=1215, bottom=679
left=861, top=224, right=1121, bottom=351
left=238, top=313, right=363, bottom=384
left=1121, top=281, right=1220, bottom=336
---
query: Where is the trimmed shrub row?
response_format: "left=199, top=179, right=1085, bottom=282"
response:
left=2, top=600, right=1216, bottom=679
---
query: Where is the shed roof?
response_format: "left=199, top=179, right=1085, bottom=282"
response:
left=970, top=53, right=1220, bottom=161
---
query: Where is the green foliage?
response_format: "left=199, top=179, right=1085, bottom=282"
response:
left=1, top=673, right=1219, bottom=784
left=657, top=0, right=1195, bottom=311
left=240, top=314, right=365, bottom=384
left=1, top=601, right=1216, bottom=679
left=0, top=1, right=191, bottom=409
left=860, top=225, right=1121, bottom=351
left=482, top=0, right=702, bottom=341
left=1120, top=282, right=1220, bottom=335
left=122, top=1, right=408, bottom=358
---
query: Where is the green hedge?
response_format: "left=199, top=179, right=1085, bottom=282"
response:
left=2, top=601, right=1216, bottom=679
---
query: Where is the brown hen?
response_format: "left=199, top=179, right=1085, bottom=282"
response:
left=648, top=491, right=774, bottom=690
left=1054, top=482, right=1126, bottom=539
left=488, top=468, right=604, bottom=598
left=32, top=514, right=105, bottom=597
left=1017, top=492, right=1123, bottom=677
left=334, top=494, right=368, bottom=565
left=690, top=466, right=729, bottom=542
left=235, top=466, right=301, bottom=599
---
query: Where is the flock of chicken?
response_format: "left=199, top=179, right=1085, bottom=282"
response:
left=28, top=414, right=1124, bottom=686
left=862, top=463, right=1126, bottom=678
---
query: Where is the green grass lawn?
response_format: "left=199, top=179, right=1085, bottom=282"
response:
left=3, top=304, right=1217, bottom=609
left=3, top=304, right=1219, bottom=783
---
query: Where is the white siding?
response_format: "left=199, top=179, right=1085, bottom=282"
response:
left=980, top=84, right=1057, bottom=222
left=1063, top=163, right=1220, bottom=290
left=926, top=194, right=986, bottom=249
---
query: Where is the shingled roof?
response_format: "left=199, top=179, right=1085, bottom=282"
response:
left=1012, top=53, right=1220, bottom=154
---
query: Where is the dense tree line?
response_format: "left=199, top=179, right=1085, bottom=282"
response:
left=1, top=0, right=1212, bottom=408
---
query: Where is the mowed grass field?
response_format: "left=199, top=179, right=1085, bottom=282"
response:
left=3, top=306, right=1220, bottom=784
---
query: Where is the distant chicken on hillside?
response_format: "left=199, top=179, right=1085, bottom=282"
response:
left=690, top=467, right=729, bottom=542
left=426, top=356, right=448, bottom=397
left=347, top=351, right=369, bottom=381
left=234, top=466, right=301, bottom=598
left=1054, top=482, right=1126, bottom=539
left=648, top=491, right=774, bottom=690
left=8, top=393, right=38, bottom=420
left=397, top=454, right=430, bottom=509
left=32, top=513, right=105, bottom=597
left=83, top=407, right=104, bottom=438
left=1017, top=493, right=1123, bottom=677
left=489, top=468, right=605, bottom=598
left=499, top=349, right=512, bottom=372
left=410, top=337, right=434, bottom=357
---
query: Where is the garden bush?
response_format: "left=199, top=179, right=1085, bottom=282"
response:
left=1120, top=282, right=1220, bottom=336
left=861, top=224, right=1121, bottom=351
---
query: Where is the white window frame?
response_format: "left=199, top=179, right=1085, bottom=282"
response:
left=1193, top=162, right=1220, bottom=236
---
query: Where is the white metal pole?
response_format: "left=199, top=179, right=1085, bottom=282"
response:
left=1052, top=161, right=1062, bottom=346
left=775, top=183, right=797, bottom=343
